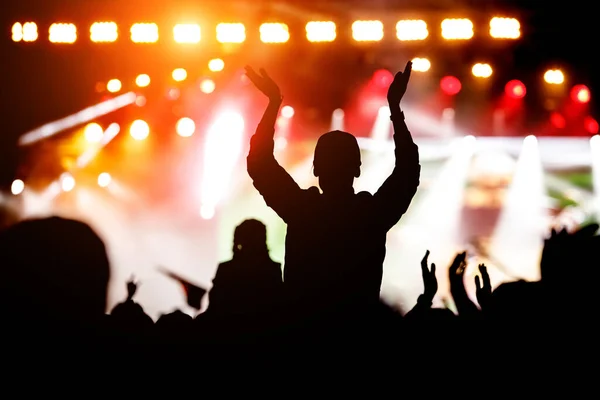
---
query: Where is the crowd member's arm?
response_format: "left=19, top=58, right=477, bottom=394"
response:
left=245, top=67, right=302, bottom=222
left=405, top=250, right=437, bottom=319
left=374, top=61, right=420, bottom=231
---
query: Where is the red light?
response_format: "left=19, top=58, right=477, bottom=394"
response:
left=440, top=76, right=461, bottom=96
left=571, top=85, right=590, bottom=104
left=550, top=112, right=566, bottom=129
left=373, top=69, right=394, bottom=88
left=505, top=80, right=526, bottom=99
left=584, top=116, right=598, bottom=134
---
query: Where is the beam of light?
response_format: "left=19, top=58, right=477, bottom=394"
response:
left=371, top=106, right=392, bottom=141
left=493, top=109, right=505, bottom=135
left=330, top=108, right=344, bottom=131
left=274, top=108, right=293, bottom=152
left=592, top=135, right=600, bottom=220
left=76, top=123, right=121, bottom=168
left=441, top=108, right=455, bottom=137
left=385, top=135, right=477, bottom=304
left=489, top=135, right=547, bottom=281
left=200, top=110, right=245, bottom=219
left=18, top=92, right=136, bottom=146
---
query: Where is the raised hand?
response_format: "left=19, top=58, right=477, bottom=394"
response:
left=387, top=60, right=412, bottom=106
left=245, top=66, right=282, bottom=101
left=475, top=264, right=492, bottom=310
left=126, top=276, right=137, bottom=301
left=421, top=250, right=437, bottom=302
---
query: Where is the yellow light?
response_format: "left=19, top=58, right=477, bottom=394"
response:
left=472, top=63, right=493, bottom=78
left=200, top=78, right=215, bottom=93
left=396, top=20, right=428, bottom=41
left=173, top=24, right=201, bottom=43
left=172, top=68, right=187, bottom=82
left=411, top=58, right=431, bottom=72
left=106, top=79, right=122, bottom=93
left=97, top=172, right=111, bottom=187
left=441, top=18, right=474, bottom=40
left=11, top=179, right=25, bottom=195
left=12, top=23, right=23, bottom=42
left=136, top=74, right=150, bottom=87
left=176, top=117, right=195, bottom=137
left=84, top=122, right=103, bottom=143
left=306, top=21, right=336, bottom=42
left=216, top=23, right=245, bottom=43
left=544, top=69, right=565, bottom=85
left=490, top=17, right=520, bottom=39
left=260, top=23, right=289, bottom=43
left=130, top=120, right=149, bottom=140
left=60, top=174, right=75, bottom=192
left=130, top=23, right=159, bottom=43
left=90, top=22, right=118, bottom=42
left=208, top=58, right=224, bottom=72
left=13, top=22, right=38, bottom=42
left=352, top=20, right=384, bottom=42
left=49, top=23, right=77, bottom=43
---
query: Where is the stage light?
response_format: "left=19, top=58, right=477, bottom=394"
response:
left=208, top=58, right=224, bottom=72
left=585, top=116, right=599, bottom=134
left=396, top=20, right=428, bottom=41
left=84, top=122, right=103, bottom=143
left=411, top=58, right=431, bottom=72
left=441, top=18, right=474, bottom=40
left=306, top=21, right=336, bottom=42
left=130, top=23, right=159, bottom=43
left=167, top=88, right=180, bottom=100
left=12, top=22, right=38, bottom=42
left=489, top=17, right=520, bottom=39
left=176, top=117, right=195, bottom=137
left=106, top=79, right=122, bottom=93
left=281, top=106, right=294, bottom=118
left=505, top=80, right=526, bottom=99
left=11, top=179, right=24, bottom=196
left=260, top=23, right=289, bottom=43
left=136, top=74, right=150, bottom=87
left=90, top=22, right=118, bottom=42
left=216, top=23, right=245, bottom=43
left=172, top=68, right=187, bottom=82
left=135, top=95, right=146, bottom=106
left=200, top=78, right=215, bottom=93
left=571, top=85, right=590, bottom=104
left=49, top=23, right=77, bottom=43
left=544, top=69, right=564, bottom=84
left=173, top=24, right=201, bottom=43
left=550, top=112, right=566, bottom=129
left=60, top=173, right=75, bottom=192
left=130, top=120, right=149, bottom=140
left=440, top=76, right=461, bottom=95
left=97, top=172, right=111, bottom=187
left=352, top=20, right=384, bottom=41
left=373, top=69, right=394, bottom=88
left=472, top=63, right=492, bottom=78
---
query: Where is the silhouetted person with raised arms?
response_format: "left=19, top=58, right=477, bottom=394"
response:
left=207, top=219, right=283, bottom=329
left=245, top=62, right=420, bottom=320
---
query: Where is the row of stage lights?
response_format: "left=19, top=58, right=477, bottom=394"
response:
left=11, top=17, right=520, bottom=44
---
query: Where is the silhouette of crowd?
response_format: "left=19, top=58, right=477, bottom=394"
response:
left=1, top=62, right=598, bottom=376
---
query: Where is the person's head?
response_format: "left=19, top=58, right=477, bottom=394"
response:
left=313, top=131, right=361, bottom=195
left=0, top=216, right=110, bottom=319
left=233, top=219, right=268, bottom=257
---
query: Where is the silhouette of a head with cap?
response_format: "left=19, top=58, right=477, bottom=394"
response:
left=233, top=219, right=269, bottom=259
left=313, top=130, right=361, bottom=195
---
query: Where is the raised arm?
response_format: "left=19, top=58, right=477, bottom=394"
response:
left=245, top=66, right=302, bottom=222
left=374, top=61, right=420, bottom=231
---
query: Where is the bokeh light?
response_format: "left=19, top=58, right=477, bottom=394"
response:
left=97, top=172, right=112, bottom=187
left=84, top=122, right=103, bottom=143
left=505, top=80, right=526, bottom=99
left=200, top=78, right=215, bottom=94
left=571, top=85, right=590, bottom=104
left=130, top=119, right=149, bottom=140
left=176, top=117, right=195, bottom=137
left=440, top=76, right=461, bottom=95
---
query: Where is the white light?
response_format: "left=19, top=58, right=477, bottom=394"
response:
left=97, top=172, right=111, bottom=187
left=333, top=108, right=344, bottom=119
left=61, top=174, right=75, bottom=192
left=11, top=179, right=25, bottom=195
left=524, top=135, right=537, bottom=145
left=200, top=204, right=215, bottom=219
left=281, top=106, right=294, bottom=118
left=176, top=117, right=195, bottom=137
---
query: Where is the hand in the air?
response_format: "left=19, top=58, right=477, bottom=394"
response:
left=126, top=276, right=138, bottom=301
left=245, top=66, right=282, bottom=101
left=421, top=250, right=438, bottom=302
left=475, top=264, right=492, bottom=310
left=387, top=60, right=412, bottom=106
